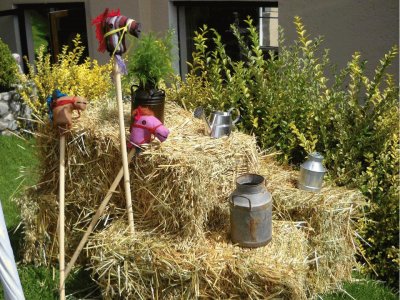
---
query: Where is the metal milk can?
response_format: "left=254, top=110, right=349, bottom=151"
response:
left=297, top=152, right=327, bottom=192
left=229, top=174, right=272, bottom=248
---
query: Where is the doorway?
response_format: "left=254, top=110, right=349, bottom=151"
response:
left=1, top=2, right=89, bottom=70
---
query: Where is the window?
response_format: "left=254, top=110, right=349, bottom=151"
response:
left=174, top=1, right=278, bottom=76
left=0, top=3, right=88, bottom=69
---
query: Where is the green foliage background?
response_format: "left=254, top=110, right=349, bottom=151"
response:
left=168, top=17, right=399, bottom=289
left=0, top=38, right=19, bottom=92
left=30, top=10, right=49, bottom=54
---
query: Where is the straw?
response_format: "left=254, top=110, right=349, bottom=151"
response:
left=15, top=100, right=365, bottom=298
left=87, top=220, right=309, bottom=300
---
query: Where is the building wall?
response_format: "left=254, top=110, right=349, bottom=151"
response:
left=0, top=15, right=19, bottom=52
left=0, top=0, right=175, bottom=63
left=279, top=0, right=399, bottom=82
left=0, top=0, right=398, bottom=81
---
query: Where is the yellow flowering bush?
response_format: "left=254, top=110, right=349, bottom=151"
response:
left=19, top=35, right=112, bottom=118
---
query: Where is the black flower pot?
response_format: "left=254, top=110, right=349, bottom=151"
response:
left=130, top=84, right=166, bottom=124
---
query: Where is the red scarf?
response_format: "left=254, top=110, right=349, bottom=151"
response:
left=51, top=96, right=77, bottom=109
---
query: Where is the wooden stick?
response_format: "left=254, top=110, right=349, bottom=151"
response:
left=59, top=134, right=66, bottom=300
left=64, top=148, right=136, bottom=279
left=114, top=61, right=135, bottom=233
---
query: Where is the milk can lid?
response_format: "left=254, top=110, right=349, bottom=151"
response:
left=302, top=152, right=326, bottom=172
left=310, top=152, right=324, bottom=160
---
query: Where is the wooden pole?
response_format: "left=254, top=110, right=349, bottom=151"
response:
left=64, top=148, right=136, bottom=279
left=114, top=60, right=135, bottom=233
left=59, top=134, right=66, bottom=300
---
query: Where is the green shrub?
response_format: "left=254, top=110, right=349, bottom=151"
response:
left=357, top=133, right=399, bottom=287
left=168, top=17, right=399, bottom=289
left=0, top=38, right=19, bottom=92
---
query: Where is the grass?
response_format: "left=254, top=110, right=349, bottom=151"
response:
left=321, top=272, right=398, bottom=300
left=0, top=135, right=37, bottom=228
left=0, top=134, right=397, bottom=299
left=0, top=135, right=100, bottom=299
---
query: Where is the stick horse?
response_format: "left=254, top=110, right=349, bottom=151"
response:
left=47, top=89, right=87, bottom=300
left=92, top=8, right=142, bottom=234
left=129, top=106, right=170, bottom=149
left=48, top=89, right=87, bottom=131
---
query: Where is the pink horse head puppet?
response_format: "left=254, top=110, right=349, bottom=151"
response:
left=129, top=106, right=169, bottom=148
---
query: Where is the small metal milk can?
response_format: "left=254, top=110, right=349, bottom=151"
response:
left=297, top=152, right=327, bottom=192
left=229, top=174, right=272, bottom=248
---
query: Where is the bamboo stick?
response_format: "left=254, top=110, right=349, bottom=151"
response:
left=59, top=134, right=66, bottom=300
left=114, top=61, right=135, bottom=233
left=64, top=148, right=136, bottom=279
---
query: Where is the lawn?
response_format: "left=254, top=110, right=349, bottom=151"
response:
left=0, top=135, right=37, bottom=228
left=0, top=135, right=397, bottom=299
left=0, top=135, right=99, bottom=299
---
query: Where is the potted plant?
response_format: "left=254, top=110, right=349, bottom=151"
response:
left=125, top=31, right=174, bottom=123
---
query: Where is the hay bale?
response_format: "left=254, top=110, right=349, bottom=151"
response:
left=18, top=102, right=125, bottom=264
left=259, top=156, right=366, bottom=296
left=18, top=101, right=259, bottom=263
left=17, top=99, right=365, bottom=298
left=87, top=220, right=309, bottom=300
left=131, top=105, right=259, bottom=238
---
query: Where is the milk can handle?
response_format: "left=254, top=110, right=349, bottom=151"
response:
left=227, top=107, right=241, bottom=124
left=230, top=195, right=252, bottom=210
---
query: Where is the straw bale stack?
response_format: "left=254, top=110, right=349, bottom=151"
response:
left=87, top=220, right=309, bottom=300
left=259, top=156, right=366, bottom=295
left=18, top=100, right=259, bottom=263
left=17, top=98, right=365, bottom=299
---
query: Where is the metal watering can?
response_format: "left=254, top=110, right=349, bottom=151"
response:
left=194, top=107, right=240, bottom=138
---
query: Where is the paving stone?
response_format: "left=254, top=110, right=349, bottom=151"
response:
left=7, top=120, right=18, bottom=131
left=3, top=113, right=14, bottom=122
left=10, top=101, right=21, bottom=113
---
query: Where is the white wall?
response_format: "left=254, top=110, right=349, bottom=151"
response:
left=279, top=0, right=399, bottom=82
